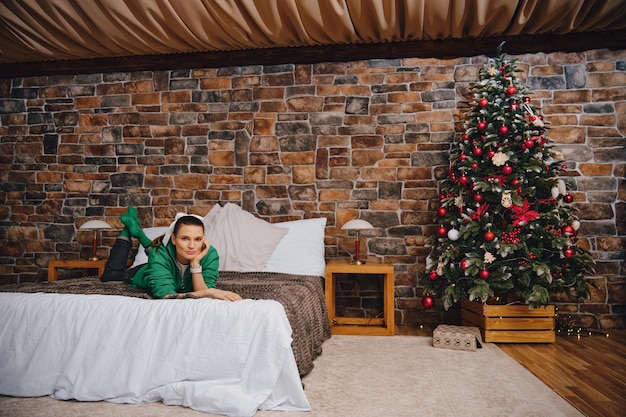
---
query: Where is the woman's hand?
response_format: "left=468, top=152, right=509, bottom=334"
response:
left=206, top=288, right=243, bottom=301
left=164, top=288, right=242, bottom=301
left=191, top=237, right=210, bottom=267
left=163, top=293, right=193, bottom=299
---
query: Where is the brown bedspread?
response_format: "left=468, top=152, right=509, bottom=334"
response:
left=0, top=278, right=153, bottom=298
left=0, top=272, right=330, bottom=376
left=217, top=271, right=331, bottom=376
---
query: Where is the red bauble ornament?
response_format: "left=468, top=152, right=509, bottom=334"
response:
left=479, top=269, right=490, bottom=279
left=563, top=194, right=574, bottom=203
left=471, top=163, right=478, bottom=170
left=511, top=178, right=520, bottom=186
left=437, top=226, right=447, bottom=237
left=510, top=103, right=519, bottom=111
left=422, top=296, right=434, bottom=309
left=459, top=175, right=469, bottom=185
left=473, top=147, right=483, bottom=156
left=473, top=193, right=483, bottom=203
left=460, top=259, right=468, bottom=270
left=461, top=133, right=468, bottom=142
left=564, top=248, right=574, bottom=258
left=524, top=139, right=535, bottom=149
left=502, top=165, right=513, bottom=175
left=479, top=98, right=489, bottom=107
left=477, top=121, right=486, bottom=131
left=437, top=207, right=447, bottom=217
left=487, top=150, right=495, bottom=159
left=523, top=96, right=531, bottom=103
left=428, top=270, right=438, bottom=281
left=484, top=231, right=495, bottom=242
left=563, top=225, right=574, bottom=235
left=506, top=85, right=517, bottom=96
left=499, top=125, right=509, bottom=135
left=459, top=153, right=467, bottom=161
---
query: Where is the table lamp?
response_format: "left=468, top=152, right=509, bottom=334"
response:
left=79, top=220, right=112, bottom=261
left=341, top=219, right=374, bottom=265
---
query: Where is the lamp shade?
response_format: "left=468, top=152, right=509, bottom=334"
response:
left=341, top=219, right=373, bottom=230
left=79, top=220, right=112, bottom=230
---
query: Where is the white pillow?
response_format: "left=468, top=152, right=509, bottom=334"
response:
left=203, top=203, right=289, bottom=272
left=263, top=217, right=327, bottom=277
left=129, top=226, right=169, bottom=268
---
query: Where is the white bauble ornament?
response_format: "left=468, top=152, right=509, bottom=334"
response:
left=447, top=229, right=460, bottom=241
left=551, top=186, right=560, bottom=198
left=572, top=220, right=580, bottom=231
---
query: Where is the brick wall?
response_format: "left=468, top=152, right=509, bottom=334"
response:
left=1, top=48, right=624, bottom=330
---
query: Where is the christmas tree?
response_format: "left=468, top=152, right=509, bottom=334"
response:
left=420, top=44, right=595, bottom=311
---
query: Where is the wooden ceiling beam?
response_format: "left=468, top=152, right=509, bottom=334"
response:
left=2, top=30, right=625, bottom=79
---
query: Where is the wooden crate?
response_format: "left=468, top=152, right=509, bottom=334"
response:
left=461, top=301, right=555, bottom=343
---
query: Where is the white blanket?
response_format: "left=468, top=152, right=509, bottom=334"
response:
left=0, top=292, right=310, bottom=417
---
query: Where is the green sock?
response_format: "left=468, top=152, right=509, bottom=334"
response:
left=119, top=227, right=131, bottom=239
left=121, top=213, right=139, bottom=235
left=137, top=230, right=153, bottom=249
left=120, top=206, right=152, bottom=248
left=127, top=206, right=139, bottom=219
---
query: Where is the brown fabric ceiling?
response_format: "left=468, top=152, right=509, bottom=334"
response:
left=1, top=0, right=625, bottom=76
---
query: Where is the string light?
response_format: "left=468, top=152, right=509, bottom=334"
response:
left=555, top=310, right=610, bottom=337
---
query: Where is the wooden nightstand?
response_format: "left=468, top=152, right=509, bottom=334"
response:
left=325, top=259, right=395, bottom=336
left=48, top=259, right=107, bottom=281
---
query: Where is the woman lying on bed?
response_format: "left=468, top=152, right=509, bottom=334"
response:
left=101, top=207, right=241, bottom=301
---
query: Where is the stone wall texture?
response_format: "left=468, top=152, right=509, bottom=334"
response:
left=1, top=48, right=624, bottom=330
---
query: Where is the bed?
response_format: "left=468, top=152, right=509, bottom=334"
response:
left=0, top=204, right=331, bottom=417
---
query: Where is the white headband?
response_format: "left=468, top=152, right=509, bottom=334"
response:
left=162, top=213, right=205, bottom=246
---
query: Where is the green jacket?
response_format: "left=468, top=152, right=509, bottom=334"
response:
left=132, top=242, right=219, bottom=299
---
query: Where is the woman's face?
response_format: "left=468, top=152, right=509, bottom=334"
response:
left=171, top=224, right=205, bottom=264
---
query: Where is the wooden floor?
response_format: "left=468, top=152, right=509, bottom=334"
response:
left=498, top=329, right=626, bottom=417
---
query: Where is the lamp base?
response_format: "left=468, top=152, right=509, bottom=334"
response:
left=350, top=259, right=366, bottom=265
left=88, top=256, right=100, bottom=261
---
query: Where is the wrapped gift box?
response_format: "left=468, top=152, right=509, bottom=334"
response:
left=433, top=324, right=483, bottom=351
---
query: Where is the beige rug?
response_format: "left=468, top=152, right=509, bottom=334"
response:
left=0, top=335, right=582, bottom=417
